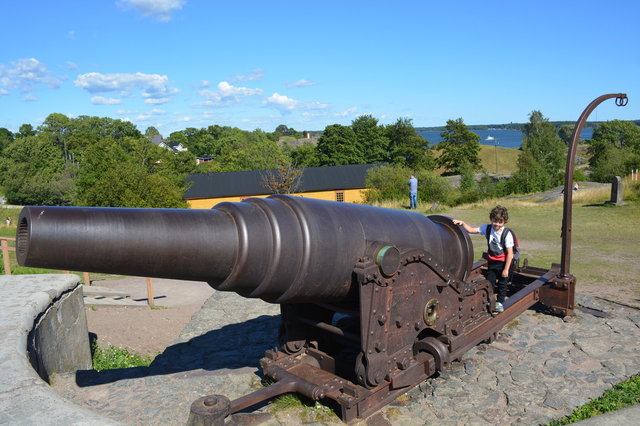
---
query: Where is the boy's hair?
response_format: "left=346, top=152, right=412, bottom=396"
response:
left=489, top=205, right=509, bottom=223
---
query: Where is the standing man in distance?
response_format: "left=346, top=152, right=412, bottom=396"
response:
left=408, top=174, right=418, bottom=209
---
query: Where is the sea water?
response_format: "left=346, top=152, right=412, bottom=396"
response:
left=419, top=128, right=594, bottom=149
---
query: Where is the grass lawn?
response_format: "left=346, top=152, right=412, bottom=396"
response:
left=478, top=144, right=520, bottom=174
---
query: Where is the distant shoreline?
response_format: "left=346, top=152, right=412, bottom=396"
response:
left=416, top=119, right=640, bottom=132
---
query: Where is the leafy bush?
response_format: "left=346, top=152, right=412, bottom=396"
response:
left=572, top=167, right=588, bottom=182
left=364, top=164, right=411, bottom=203
left=588, top=120, right=640, bottom=182
left=364, top=164, right=453, bottom=205
left=415, top=169, right=454, bottom=204
left=625, top=180, right=640, bottom=202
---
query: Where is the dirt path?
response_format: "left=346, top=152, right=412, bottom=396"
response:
left=84, top=277, right=214, bottom=355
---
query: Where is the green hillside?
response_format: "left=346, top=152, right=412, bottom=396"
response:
left=478, top=145, right=520, bottom=174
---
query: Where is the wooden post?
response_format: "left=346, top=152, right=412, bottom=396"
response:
left=83, top=272, right=91, bottom=285
left=1, top=239, right=11, bottom=275
left=146, top=277, right=155, bottom=307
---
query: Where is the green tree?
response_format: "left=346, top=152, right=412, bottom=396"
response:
left=168, top=131, right=188, bottom=148
left=351, top=114, right=389, bottom=163
left=0, top=134, right=74, bottom=205
left=0, top=128, right=14, bottom=152
left=75, top=137, right=187, bottom=208
left=122, top=136, right=165, bottom=170
left=179, top=126, right=248, bottom=158
left=65, top=115, right=141, bottom=154
left=79, top=161, right=186, bottom=208
left=273, top=124, right=300, bottom=139
left=316, top=124, right=362, bottom=166
left=214, top=137, right=288, bottom=171
left=289, top=143, right=320, bottom=167
left=75, top=138, right=129, bottom=202
left=386, top=118, right=434, bottom=169
left=558, top=124, right=575, bottom=146
left=18, top=124, right=36, bottom=138
left=435, top=118, right=481, bottom=175
left=39, top=113, right=71, bottom=154
left=157, top=150, right=196, bottom=186
left=145, top=126, right=160, bottom=137
left=522, top=110, right=565, bottom=182
left=507, top=149, right=550, bottom=193
left=458, top=159, right=476, bottom=192
left=588, top=120, right=640, bottom=182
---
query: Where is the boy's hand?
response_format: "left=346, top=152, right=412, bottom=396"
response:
left=501, top=269, right=509, bottom=278
left=453, top=220, right=479, bottom=234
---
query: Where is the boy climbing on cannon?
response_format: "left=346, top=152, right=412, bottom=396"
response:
left=453, top=205, right=516, bottom=313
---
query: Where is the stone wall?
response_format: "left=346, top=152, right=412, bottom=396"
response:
left=0, top=274, right=118, bottom=424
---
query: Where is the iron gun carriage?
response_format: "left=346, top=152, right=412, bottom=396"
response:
left=16, top=194, right=575, bottom=423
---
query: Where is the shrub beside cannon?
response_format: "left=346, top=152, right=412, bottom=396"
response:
left=16, top=194, right=574, bottom=423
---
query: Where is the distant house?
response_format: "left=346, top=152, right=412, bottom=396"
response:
left=196, top=155, right=214, bottom=165
left=149, top=134, right=187, bottom=153
left=166, top=140, right=188, bottom=153
left=184, top=163, right=379, bottom=209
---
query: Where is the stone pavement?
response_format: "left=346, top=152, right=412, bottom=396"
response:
left=52, top=290, right=640, bottom=425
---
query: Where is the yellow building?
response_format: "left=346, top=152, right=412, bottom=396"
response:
left=185, top=164, right=379, bottom=209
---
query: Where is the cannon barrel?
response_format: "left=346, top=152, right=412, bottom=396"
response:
left=17, top=195, right=473, bottom=303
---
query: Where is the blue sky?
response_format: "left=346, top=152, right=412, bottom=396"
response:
left=1, top=0, right=639, bottom=136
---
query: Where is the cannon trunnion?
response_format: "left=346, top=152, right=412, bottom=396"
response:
left=17, top=195, right=574, bottom=423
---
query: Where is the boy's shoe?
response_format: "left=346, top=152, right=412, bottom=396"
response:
left=494, top=302, right=504, bottom=313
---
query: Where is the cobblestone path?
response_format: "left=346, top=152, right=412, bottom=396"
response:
left=53, top=291, right=640, bottom=425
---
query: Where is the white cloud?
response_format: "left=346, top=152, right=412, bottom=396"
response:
left=116, top=109, right=132, bottom=114
left=116, top=0, right=185, bottom=22
left=197, top=81, right=263, bottom=106
left=136, top=108, right=167, bottom=121
left=287, top=79, right=315, bottom=88
left=74, top=72, right=179, bottom=102
left=91, top=96, right=122, bottom=105
left=22, top=94, right=38, bottom=102
left=0, top=58, right=64, bottom=92
left=337, top=106, right=358, bottom=117
left=231, top=69, right=265, bottom=83
left=264, top=93, right=298, bottom=113
left=144, top=97, right=169, bottom=104
left=66, top=61, right=78, bottom=71
left=200, top=80, right=210, bottom=88
left=263, top=92, right=328, bottom=115
left=0, top=88, right=7, bottom=95
left=168, top=116, right=191, bottom=124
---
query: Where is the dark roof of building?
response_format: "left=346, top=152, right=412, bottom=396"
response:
left=149, top=134, right=164, bottom=146
left=184, top=163, right=380, bottom=199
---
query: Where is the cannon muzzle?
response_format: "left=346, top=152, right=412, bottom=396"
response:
left=17, top=195, right=473, bottom=303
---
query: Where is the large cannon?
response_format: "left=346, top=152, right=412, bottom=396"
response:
left=16, top=194, right=574, bottom=423
left=17, top=93, right=629, bottom=422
